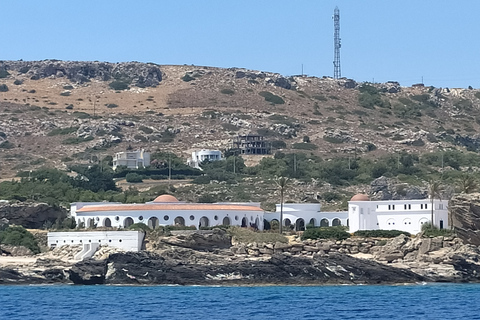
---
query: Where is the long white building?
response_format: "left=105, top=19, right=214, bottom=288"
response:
left=72, top=195, right=265, bottom=230
left=348, top=194, right=449, bottom=234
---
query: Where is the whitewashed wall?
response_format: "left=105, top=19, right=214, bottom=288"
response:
left=47, top=231, right=144, bottom=251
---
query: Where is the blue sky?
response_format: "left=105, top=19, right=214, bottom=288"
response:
left=1, top=1, right=479, bottom=88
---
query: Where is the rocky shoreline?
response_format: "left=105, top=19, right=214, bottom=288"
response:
left=2, top=229, right=480, bottom=286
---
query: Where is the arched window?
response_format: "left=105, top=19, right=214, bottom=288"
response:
left=320, top=218, right=329, bottom=227
left=222, top=217, right=231, bottom=226
left=124, top=217, right=134, bottom=228
left=148, top=217, right=159, bottom=229
left=332, top=218, right=341, bottom=226
left=199, top=216, right=209, bottom=228
left=174, top=216, right=186, bottom=226
left=295, top=218, right=305, bottom=231
left=103, top=218, right=112, bottom=228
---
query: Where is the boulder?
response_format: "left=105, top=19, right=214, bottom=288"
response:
left=0, top=202, right=66, bottom=229
left=450, top=193, right=480, bottom=245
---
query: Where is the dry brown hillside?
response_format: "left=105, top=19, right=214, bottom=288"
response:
left=1, top=60, right=480, bottom=179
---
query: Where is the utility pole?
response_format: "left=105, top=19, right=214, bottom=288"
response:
left=333, top=6, right=341, bottom=79
left=168, top=153, right=172, bottom=184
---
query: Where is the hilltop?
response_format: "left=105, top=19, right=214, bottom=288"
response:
left=1, top=60, right=480, bottom=207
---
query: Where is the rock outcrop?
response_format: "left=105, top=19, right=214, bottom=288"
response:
left=0, top=60, right=162, bottom=87
left=68, top=250, right=424, bottom=286
left=0, top=202, right=67, bottom=229
left=450, top=193, right=480, bottom=245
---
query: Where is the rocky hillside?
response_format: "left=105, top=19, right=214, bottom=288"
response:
left=1, top=60, right=480, bottom=201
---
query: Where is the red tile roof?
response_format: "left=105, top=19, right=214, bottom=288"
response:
left=77, top=203, right=264, bottom=213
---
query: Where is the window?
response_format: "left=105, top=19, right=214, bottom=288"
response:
left=425, top=204, right=428, bottom=209
left=119, top=239, right=122, bottom=242
left=392, top=205, right=395, bottom=210
left=190, top=215, right=195, bottom=221
left=139, top=216, right=144, bottom=221
left=235, top=215, right=239, bottom=221
left=404, top=204, right=407, bottom=210
left=388, top=205, right=391, bottom=210
left=421, top=204, right=423, bottom=209
left=408, top=204, right=411, bottom=209
left=164, top=215, right=169, bottom=221
left=214, top=215, right=218, bottom=220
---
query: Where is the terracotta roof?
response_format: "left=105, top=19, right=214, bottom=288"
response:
left=77, top=203, right=264, bottom=213
left=350, top=194, right=370, bottom=201
left=153, top=194, right=179, bottom=202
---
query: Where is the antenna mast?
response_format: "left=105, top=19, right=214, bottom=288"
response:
left=333, top=6, right=341, bottom=79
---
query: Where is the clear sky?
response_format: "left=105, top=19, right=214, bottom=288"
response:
left=1, top=0, right=479, bottom=88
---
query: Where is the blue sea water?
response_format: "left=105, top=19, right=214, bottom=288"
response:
left=1, top=283, right=480, bottom=320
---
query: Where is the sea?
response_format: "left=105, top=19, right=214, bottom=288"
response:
left=1, top=283, right=479, bottom=320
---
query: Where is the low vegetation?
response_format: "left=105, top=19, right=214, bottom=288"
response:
left=301, top=226, right=350, bottom=241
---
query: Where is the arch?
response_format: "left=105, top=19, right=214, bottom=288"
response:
left=86, top=218, right=95, bottom=228
left=222, top=216, right=231, bottom=226
left=148, top=217, right=159, bottom=229
left=346, top=219, right=349, bottom=227
left=263, top=219, right=271, bottom=230
left=174, top=216, right=186, bottom=226
left=284, top=218, right=291, bottom=227
left=199, top=216, right=209, bottom=228
left=124, top=217, right=134, bottom=228
left=255, top=217, right=260, bottom=229
left=241, top=217, right=248, bottom=227
left=332, top=218, right=341, bottom=226
left=295, top=218, right=305, bottom=231
left=308, top=218, right=316, bottom=228
left=270, top=219, right=279, bottom=231
left=320, top=218, right=329, bottom=227
left=77, top=219, right=82, bottom=227
left=103, top=218, right=112, bottom=228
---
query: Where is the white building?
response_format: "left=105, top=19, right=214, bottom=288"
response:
left=112, top=149, right=150, bottom=170
left=187, top=150, right=222, bottom=169
left=264, top=203, right=348, bottom=231
left=348, top=194, right=449, bottom=234
left=71, top=195, right=265, bottom=230
left=47, top=231, right=144, bottom=259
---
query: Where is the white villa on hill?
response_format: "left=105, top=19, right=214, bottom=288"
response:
left=112, top=149, right=150, bottom=170
left=187, top=150, right=223, bottom=169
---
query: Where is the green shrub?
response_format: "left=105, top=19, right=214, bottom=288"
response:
left=0, top=141, right=14, bottom=149
left=126, top=172, right=143, bottom=183
left=313, top=95, right=328, bottom=101
left=271, top=140, right=287, bottom=149
left=181, top=74, right=196, bottom=82
left=301, top=226, right=350, bottom=241
left=0, top=226, right=40, bottom=254
left=323, top=136, right=344, bottom=144
left=421, top=222, right=453, bottom=237
left=109, top=80, right=129, bottom=90
left=259, top=91, right=285, bottom=104
left=292, top=142, right=317, bottom=150
left=0, top=69, right=10, bottom=78
left=47, top=127, right=79, bottom=136
left=62, top=136, right=94, bottom=145
left=0, top=84, right=9, bottom=92
left=72, top=111, right=91, bottom=119
left=128, top=223, right=151, bottom=232
left=139, top=126, right=153, bottom=134
left=192, top=175, right=211, bottom=184
left=221, top=123, right=240, bottom=131
left=353, top=229, right=411, bottom=238
left=220, top=88, right=235, bottom=95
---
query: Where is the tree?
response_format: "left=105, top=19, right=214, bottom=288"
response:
left=427, top=179, right=444, bottom=228
left=274, top=177, right=289, bottom=234
left=458, top=172, right=478, bottom=194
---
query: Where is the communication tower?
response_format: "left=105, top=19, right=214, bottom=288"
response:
left=333, top=6, right=341, bottom=79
